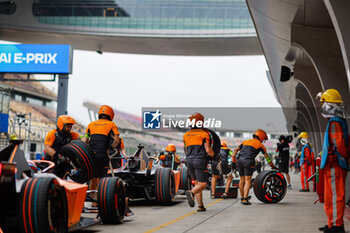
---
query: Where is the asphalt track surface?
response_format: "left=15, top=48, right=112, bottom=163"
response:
left=79, top=172, right=350, bottom=233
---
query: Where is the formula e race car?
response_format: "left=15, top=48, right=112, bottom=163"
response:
left=110, top=145, right=191, bottom=205
left=0, top=139, right=126, bottom=233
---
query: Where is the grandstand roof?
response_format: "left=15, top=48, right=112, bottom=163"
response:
left=9, top=100, right=86, bottom=134
left=2, top=74, right=57, bottom=101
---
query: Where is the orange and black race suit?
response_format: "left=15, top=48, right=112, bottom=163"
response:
left=321, top=117, right=349, bottom=228
left=159, top=153, right=180, bottom=169
left=236, top=138, right=267, bottom=176
left=44, top=129, right=80, bottom=161
left=183, top=128, right=210, bottom=182
left=86, top=119, right=119, bottom=177
left=44, top=129, right=79, bottom=176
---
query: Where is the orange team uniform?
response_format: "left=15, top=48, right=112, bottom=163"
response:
left=86, top=119, right=119, bottom=178
left=183, top=129, right=211, bottom=183
left=159, top=153, right=180, bottom=168
left=236, top=138, right=267, bottom=176
left=159, top=154, right=180, bottom=162
left=44, top=129, right=80, bottom=176
left=321, top=119, right=349, bottom=228
left=44, top=129, right=80, bottom=158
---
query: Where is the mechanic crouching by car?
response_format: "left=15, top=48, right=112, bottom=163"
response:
left=183, top=113, right=214, bottom=212
left=276, top=135, right=292, bottom=189
left=82, top=105, right=120, bottom=203
left=211, top=142, right=236, bottom=199
left=158, top=144, right=181, bottom=169
left=44, top=115, right=80, bottom=177
left=232, top=129, right=277, bottom=205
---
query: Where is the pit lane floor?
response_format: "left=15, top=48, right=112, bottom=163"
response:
left=78, top=172, right=350, bottom=233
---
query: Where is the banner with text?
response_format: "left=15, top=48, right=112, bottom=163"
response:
left=0, top=44, right=73, bottom=74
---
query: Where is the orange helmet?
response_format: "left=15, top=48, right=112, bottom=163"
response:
left=221, top=142, right=228, bottom=148
left=166, top=144, right=176, bottom=152
left=189, top=112, right=204, bottom=124
left=57, top=115, right=76, bottom=131
left=253, top=129, right=268, bottom=142
left=98, top=105, right=115, bottom=121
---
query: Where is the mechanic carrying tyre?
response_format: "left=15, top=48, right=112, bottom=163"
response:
left=82, top=105, right=120, bottom=202
left=158, top=144, right=181, bottom=170
left=298, top=132, right=314, bottom=192
left=44, top=115, right=80, bottom=177
left=183, top=112, right=214, bottom=212
left=211, top=142, right=236, bottom=198
left=316, top=89, right=349, bottom=233
left=232, top=129, right=277, bottom=205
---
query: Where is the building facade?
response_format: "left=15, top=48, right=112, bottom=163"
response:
left=0, top=0, right=261, bottom=55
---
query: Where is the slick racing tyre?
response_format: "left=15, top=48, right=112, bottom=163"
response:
left=154, top=167, right=175, bottom=205
left=253, top=170, right=287, bottom=203
left=203, top=128, right=221, bottom=157
left=98, top=177, right=126, bottom=224
left=60, top=140, right=96, bottom=183
left=179, top=167, right=191, bottom=191
left=19, top=177, right=68, bottom=233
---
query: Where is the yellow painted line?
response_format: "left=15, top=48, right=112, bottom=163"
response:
left=144, top=198, right=224, bottom=233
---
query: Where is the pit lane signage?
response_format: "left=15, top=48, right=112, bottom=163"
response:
left=0, top=44, right=73, bottom=74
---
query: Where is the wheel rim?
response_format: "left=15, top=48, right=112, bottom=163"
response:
left=48, top=182, right=66, bottom=232
left=263, top=173, right=286, bottom=201
left=115, top=180, right=126, bottom=217
left=62, top=156, right=84, bottom=181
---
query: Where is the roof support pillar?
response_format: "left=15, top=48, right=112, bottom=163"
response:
left=56, top=74, right=69, bottom=119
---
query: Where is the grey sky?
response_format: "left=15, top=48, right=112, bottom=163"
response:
left=67, top=50, right=280, bottom=126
